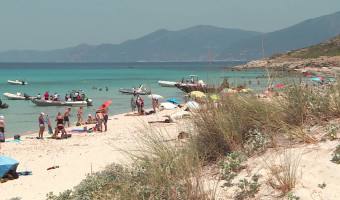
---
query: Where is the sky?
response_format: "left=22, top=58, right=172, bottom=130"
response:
left=0, top=0, right=339, bottom=52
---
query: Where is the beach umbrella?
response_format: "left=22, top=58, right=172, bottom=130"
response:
left=160, top=102, right=176, bottom=109
left=100, top=100, right=113, bottom=109
left=0, top=156, right=19, bottom=178
left=185, top=101, right=200, bottom=109
left=210, top=94, right=221, bottom=100
left=311, top=78, right=322, bottom=82
left=147, top=94, right=164, bottom=99
left=189, top=91, right=206, bottom=98
left=167, top=98, right=180, bottom=104
left=276, top=84, right=286, bottom=88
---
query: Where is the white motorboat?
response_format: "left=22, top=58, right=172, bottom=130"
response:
left=158, top=75, right=205, bottom=87
left=8, top=80, right=28, bottom=85
left=31, top=99, right=92, bottom=107
left=31, top=90, right=93, bottom=106
left=119, top=84, right=151, bottom=95
left=3, top=92, right=34, bottom=100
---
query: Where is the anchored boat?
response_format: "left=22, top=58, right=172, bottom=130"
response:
left=8, top=80, right=28, bottom=85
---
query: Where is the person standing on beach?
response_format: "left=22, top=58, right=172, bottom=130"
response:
left=152, top=98, right=157, bottom=113
left=140, top=98, right=145, bottom=114
left=0, top=116, right=5, bottom=144
left=38, top=112, right=46, bottom=138
left=64, top=108, right=71, bottom=127
left=101, top=104, right=108, bottom=132
left=0, top=115, right=6, bottom=142
left=77, top=107, right=83, bottom=123
left=95, top=111, right=104, bottom=132
left=136, top=95, right=140, bottom=113
left=53, top=112, right=67, bottom=139
left=44, top=92, right=49, bottom=100
left=0, top=131, right=4, bottom=149
left=131, top=98, right=136, bottom=112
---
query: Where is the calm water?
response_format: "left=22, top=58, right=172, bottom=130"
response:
left=0, top=61, right=269, bottom=137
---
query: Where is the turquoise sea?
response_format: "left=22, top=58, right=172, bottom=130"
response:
left=0, top=62, right=268, bottom=138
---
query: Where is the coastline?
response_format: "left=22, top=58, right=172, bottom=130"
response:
left=0, top=107, right=186, bottom=200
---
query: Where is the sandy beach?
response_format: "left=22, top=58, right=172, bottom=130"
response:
left=0, top=107, right=187, bottom=200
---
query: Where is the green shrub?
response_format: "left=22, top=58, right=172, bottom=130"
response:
left=219, top=152, right=247, bottom=187
left=324, top=124, right=340, bottom=140
left=235, top=174, right=262, bottom=200
left=331, top=144, right=340, bottom=164
left=245, top=128, right=269, bottom=156
left=286, top=192, right=300, bottom=200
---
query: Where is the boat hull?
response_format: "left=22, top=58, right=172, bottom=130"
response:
left=8, top=80, right=28, bottom=85
left=31, top=99, right=92, bottom=106
left=158, top=80, right=178, bottom=87
left=3, top=93, right=33, bottom=100
left=119, top=88, right=151, bottom=95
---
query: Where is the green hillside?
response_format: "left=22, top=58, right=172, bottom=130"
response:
left=283, top=34, right=340, bottom=58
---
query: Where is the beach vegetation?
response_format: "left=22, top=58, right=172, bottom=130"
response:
left=324, top=124, right=339, bottom=140
left=318, top=182, right=327, bottom=189
left=219, top=152, right=247, bottom=187
left=331, top=144, right=340, bottom=164
left=235, top=174, right=262, bottom=200
left=245, top=128, right=269, bottom=156
left=263, top=150, right=302, bottom=194
left=286, top=192, right=300, bottom=200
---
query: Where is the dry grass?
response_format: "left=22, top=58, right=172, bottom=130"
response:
left=263, top=149, right=302, bottom=194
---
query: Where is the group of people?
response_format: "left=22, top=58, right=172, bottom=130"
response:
left=36, top=91, right=87, bottom=102
left=37, top=104, right=109, bottom=139
left=130, top=94, right=145, bottom=114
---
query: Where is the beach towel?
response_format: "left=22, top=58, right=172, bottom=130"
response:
left=4, top=139, right=25, bottom=143
left=68, top=129, right=86, bottom=133
left=44, top=115, right=53, bottom=134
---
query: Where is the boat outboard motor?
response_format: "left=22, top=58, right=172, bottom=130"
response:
left=22, top=81, right=25, bottom=85
left=87, top=99, right=93, bottom=106
left=24, top=93, right=30, bottom=100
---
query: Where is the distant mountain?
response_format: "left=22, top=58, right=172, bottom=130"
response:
left=0, top=25, right=261, bottom=62
left=217, top=11, right=340, bottom=60
left=62, top=25, right=261, bottom=62
left=1, top=11, right=340, bottom=62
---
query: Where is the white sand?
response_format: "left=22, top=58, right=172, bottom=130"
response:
left=0, top=107, right=186, bottom=200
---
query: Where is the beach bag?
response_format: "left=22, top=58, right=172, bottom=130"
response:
left=14, top=135, right=20, bottom=140
left=76, top=121, right=82, bottom=126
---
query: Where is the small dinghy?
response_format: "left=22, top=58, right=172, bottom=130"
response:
left=8, top=80, right=28, bottom=85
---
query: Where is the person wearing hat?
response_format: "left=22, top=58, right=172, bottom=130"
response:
left=0, top=115, right=6, bottom=143
left=38, top=112, right=47, bottom=138
left=86, top=114, right=93, bottom=124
